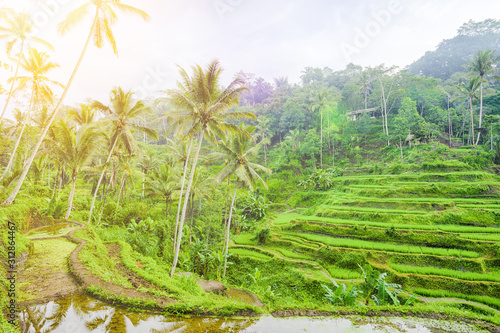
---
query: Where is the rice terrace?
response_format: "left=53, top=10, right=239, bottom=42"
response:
left=1, top=1, right=500, bottom=332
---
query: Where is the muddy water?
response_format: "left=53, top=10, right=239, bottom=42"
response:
left=26, top=222, right=78, bottom=239
left=19, top=294, right=488, bottom=333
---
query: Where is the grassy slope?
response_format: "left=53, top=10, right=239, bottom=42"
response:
left=229, top=164, right=500, bottom=318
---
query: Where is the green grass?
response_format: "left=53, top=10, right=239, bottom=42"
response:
left=276, top=235, right=321, bottom=249
left=230, top=248, right=274, bottom=260
left=283, top=232, right=480, bottom=258
left=266, top=246, right=313, bottom=260
left=277, top=213, right=500, bottom=233
left=459, top=233, right=500, bottom=242
left=232, top=233, right=258, bottom=245
left=326, top=266, right=363, bottom=279
left=413, top=288, right=500, bottom=311
left=317, top=205, right=428, bottom=215
left=390, top=264, right=500, bottom=283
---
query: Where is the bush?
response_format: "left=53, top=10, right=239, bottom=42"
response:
left=337, top=252, right=367, bottom=270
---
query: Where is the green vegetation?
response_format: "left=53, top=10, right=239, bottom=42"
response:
left=0, top=4, right=499, bottom=330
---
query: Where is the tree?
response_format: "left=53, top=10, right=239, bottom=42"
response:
left=50, top=120, right=102, bottom=219
left=213, top=124, right=271, bottom=277
left=468, top=49, right=500, bottom=145
left=311, top=91, right=332, bottom=168
left=166, top=60, right=253, bottom=277
left=146, top=162, right=179, bottom=223
left=0, top=11, right=53, bottom=123
left=66, top=103, right=99, bottom=127
left=0, top=48, right=62, bottom=181
left=88, top=88, right=157, bottom=223
left=1, top=0, right=150, bottom=206
left=284, top=129, right=302, bottom=153
left=457, top=77, right=481, bottom=146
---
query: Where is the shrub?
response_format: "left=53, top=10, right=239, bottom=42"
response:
left=337, top=252, right=366, bottom=270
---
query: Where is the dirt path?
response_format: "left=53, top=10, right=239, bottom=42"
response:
left=17, top=238, right=81, bottom=306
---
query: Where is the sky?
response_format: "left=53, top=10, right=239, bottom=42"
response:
left=1, top=0, right=500, bottom=117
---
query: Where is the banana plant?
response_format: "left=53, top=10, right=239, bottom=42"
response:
left=359, top=264, right=416, bottom=306
left=322, top=279, right=363, bottom=306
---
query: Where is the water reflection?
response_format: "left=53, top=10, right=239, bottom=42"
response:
left=19, top=294, right=488, bottom=333
left=20, top=294, right=254, bottom=333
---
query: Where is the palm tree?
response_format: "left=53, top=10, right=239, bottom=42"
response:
left=458, top=77, right=481, bottom=147
left=146, top=162, right=179, bottom=223
left=468, top=50, right=500, bottom=145
left=87, top=87, right=157, bottom=223
left=0, top=48, right=61, bottom=181
left=311, top=91, right=331, bottom=168
left=0, top=11, right=53, bottom=123
left=166, top=60, right=253, bottom=277
left=284, top=129, right=302, bottom=153
left=50, top=120, right=102, bottom=219
left=164, top=137, right=194, bottom=253
left=66, top=103, right=99, bottom=127
left=213, top=125, right=271, bottom=277
left=1, top=0, right=150, bottom=206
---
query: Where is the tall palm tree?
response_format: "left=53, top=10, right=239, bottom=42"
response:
left=458, top=77, right=481, bottom=147
left=311, top=91, right=331, bottom=168
left=0, top=11, right=53, bottom=123
left=50, top=120, right=102, bottom=219
left=213, top=124, right=271, bottom=277
left=164, top=137, right=194, bottom=253
left=166, top=60, right=253, bottom=277
left=468, top=50, right=500, bottom=145
left=88, top=87, right=157, bottom=222
left=1, top=0, right=150, bottom=206
left=0, top=48, right=61, bottom=181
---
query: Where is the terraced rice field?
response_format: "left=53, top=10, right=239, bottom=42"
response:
left=230, top=170, right=500, bottom=310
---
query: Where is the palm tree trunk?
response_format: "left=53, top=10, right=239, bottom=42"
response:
left=1, top=10, right=98, bottom=206
left=320, top=109, right=323, bottom=169
left=0, top=39, right=25, bottom=123
left=114, top=174, right=127, bottom=220
left=65, top=171, right=78, bottom=220
left=223, top=182, right=238, bottom=278
left=172, top=137, right=193, bottom=253
left=52, top=164, right=60, bottom=199
left=170, top=130, right=204, bottom=277
left=0, top=89, right=35, bottom=182
left=332, top=137, right=335, bottom=167
left=476, top=77, right=483, bottom=146
left=97, top=177, right=110, bottom=226
left=470, top=97, right=475, bottom=148
left=189, top=193, right=194, bottom=244
left=447, top=95, right=452, bottom=148
left=88, top=135, right=119, bottom=223
left=264, top=144, right=267, bottom=167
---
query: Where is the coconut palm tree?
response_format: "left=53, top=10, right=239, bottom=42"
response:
left=66, top=103, right=99, bottom=127
left=468, top=50, right=500, bottom=145
left=213, top=124, right=271, bottom=277
left=166, top=60, right=253, bottom=277
left=87, top=87, right=157, bottom=223
left=458, top=77, right=481, bottom=147
left=0, top=11, right=53, bottom=123
left=50, top=119, right=102, bottom=219
left=311, top=91, right=331, bottom=168
left=0, top=48, right=61, bottom=181
left=1, top=0, right=150, bottom=206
